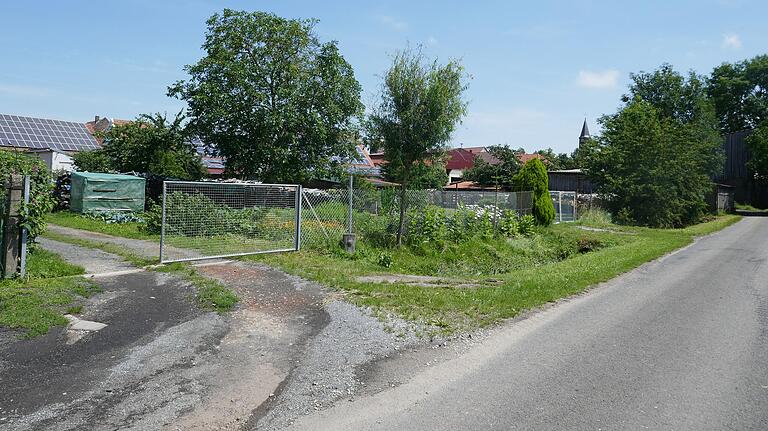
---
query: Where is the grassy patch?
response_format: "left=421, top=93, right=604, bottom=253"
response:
left=39, top=232, right=239, bottom=313
left=0, top=248, right=98, bottom=337
left=46, top=211, right=157, bottom=240
left=155, top=263, right=239, bottom=312
left=252, top=215, right=741, bottom=333
left=25, top=247, right=86, bottom=279
left=40, top=230, right=158, bottom=267
left=735, top=202, right=768, bottom=212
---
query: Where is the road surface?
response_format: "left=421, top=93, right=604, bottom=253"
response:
left=287, top=217, right=768, bottom=430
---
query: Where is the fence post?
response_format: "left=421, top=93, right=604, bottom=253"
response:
left=2, top=174, right=23, bottom=278
left=18, top=175, right=30, bottom=278
left=295, top=185, right=303, bottom=251
left=558, top=191, right=563, bottom=223
left=159, top=181, right=166, bottom=263
left=343, top=175, right=356, bottom=253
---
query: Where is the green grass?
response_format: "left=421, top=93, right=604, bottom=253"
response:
left=251, top=215, right=742, bottom=333
left=40, top=230, right=158, bottom=267
left=39, top=232, right=239, bottom=313
left=46, top=211, right=157, bottom=240
left=0, top=247, right=99, bottom=337
left=735, top=202, right=768, bottom=212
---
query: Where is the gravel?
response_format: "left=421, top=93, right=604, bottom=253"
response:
left=37, top=237, right=134, bottom=274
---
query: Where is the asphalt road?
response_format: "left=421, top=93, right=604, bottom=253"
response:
left=288, top=217, right=768, bottom=430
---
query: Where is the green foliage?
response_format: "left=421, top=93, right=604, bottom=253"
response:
left=383, top=160, right=448, bottom=189
left=515, top=159, right=555, bottom=225
left=577, top=208, right=613, bottom=226
left=746, top=120, right=768, bottom=180
left=94, top=112, right=206, bottom=180
left=518, top=214, right=536, bottom=235
left=464, top=145, right=522, bottom=187
left=0, top=150, right=54, bottom=242
left=368, top=48, right=468, bottom=244
left=498, top=210, right=519, bottom=236
left=169, top=9, right=363, bottom=183
left=72, top=150, right=113, bottom=172
left=377, top=251, right=393, bottom=268
left=587, top=65, right=722, bottom=228
left=708, top=54, right=768, bottom=134
left=408, top=205, right=446, bottom=245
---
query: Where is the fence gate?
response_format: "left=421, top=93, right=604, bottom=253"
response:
left=160, top=181, right=301, bottom=263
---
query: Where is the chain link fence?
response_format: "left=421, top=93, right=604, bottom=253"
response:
left=300, top=187, right=536, bottom=249
left=160, top=181, right=300, bottom=263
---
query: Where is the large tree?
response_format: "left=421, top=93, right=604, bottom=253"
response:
left=587, top=65, right=722, bottom=227
left=368, top=49, right=468, bottom=245
left=169, top=9, right=364, bottom=183
left=708, top=55, right=768, bottom=134
left=464, top=145, right=522, bottom=188
left=73, top=112, right=206, bottom=180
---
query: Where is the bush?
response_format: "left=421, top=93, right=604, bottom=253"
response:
left=518, top=215, right=536, bottom=236
left=143, top=192, right=270, bottom=238
left=498, top=210, right=519, bottom=237
left=408, top=205, right=446, bottom=245
left=515, top=159, right=555, bottom=225
left=0, top=150, right=54, bottom=242
left=84, top=211, right=144, bottom=224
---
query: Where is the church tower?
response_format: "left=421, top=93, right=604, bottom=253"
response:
left=579, top=118, right=591, bottom=149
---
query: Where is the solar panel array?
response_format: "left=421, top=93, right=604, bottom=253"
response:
left=0, top=114, right=100, bottom=152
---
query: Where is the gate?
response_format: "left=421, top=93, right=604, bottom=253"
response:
left=160, top=181, right=301, bottom=263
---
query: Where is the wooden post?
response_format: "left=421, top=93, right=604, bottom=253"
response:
left=2, top=175, right=23, bottom=278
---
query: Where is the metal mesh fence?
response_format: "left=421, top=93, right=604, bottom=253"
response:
left=160, top=181, right=300, bottom=263
left=300, top=188, right=535, bottom=249
left=551, top=191, right=577, bottom=222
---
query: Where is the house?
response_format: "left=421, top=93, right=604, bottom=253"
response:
left=445, top=146, right=544, bottom=184
left=0, top=113, right=100, bottom=171
left=84, top=115, right=131, bottom=140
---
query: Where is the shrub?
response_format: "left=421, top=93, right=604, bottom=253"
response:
left=84, top=211, right=144, bottom=224
left=408, top=205, right=446, bottom=245
left=0, top=150, right=54, bottom=242
left=518, top=215, right=536, bottom=236
left=377, top=251, right=393, bottom=268
left=498, top=210, right=519, bottom=237
left=515, top=159, right=555, bottom=225
left=577, top=208, right=612, bottom=226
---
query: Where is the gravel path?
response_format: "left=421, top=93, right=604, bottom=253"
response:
left=45, top=224, right=199, bottom=261
left=37, top=237, right=134, bottom=274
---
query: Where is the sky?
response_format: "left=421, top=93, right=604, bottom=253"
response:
left=1, top=0, right=766, bottom=154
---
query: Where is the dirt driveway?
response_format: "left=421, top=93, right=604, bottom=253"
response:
left=0, top=228, right=423, bottom=430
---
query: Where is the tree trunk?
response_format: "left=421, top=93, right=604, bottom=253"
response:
left=396, top=180, right=408, bottom=246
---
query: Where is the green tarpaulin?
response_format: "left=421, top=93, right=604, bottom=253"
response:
left=70, top=172, right=145, bottom=213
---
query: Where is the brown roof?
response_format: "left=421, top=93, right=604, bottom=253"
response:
left=517, top=153, right=544, bottom=164
left=445, top=148, right=475, bottom=170
left=443, top=180, right=497, bottom=190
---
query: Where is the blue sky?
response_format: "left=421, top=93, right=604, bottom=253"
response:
left=1, top=0, right=766, bottom=153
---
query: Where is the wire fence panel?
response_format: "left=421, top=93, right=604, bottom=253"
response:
left=160, top=181, right=300, bottom=263
left=550, top=191, right=577, bottom=222
left=299, top=187, right=535, bottom=249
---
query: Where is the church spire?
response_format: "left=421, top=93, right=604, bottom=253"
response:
left=579, top=118, right=590, bottom=148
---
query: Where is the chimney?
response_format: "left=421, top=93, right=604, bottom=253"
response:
left=94, top=115, right=100, bottom=122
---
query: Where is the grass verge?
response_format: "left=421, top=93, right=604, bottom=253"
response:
left=0, top=247, right=99, bottom=337
left=251, top=215, right=742, bottom=333
left=46, top=211, right=157, bottom=240
left=39, top=231, right=239, bottom=313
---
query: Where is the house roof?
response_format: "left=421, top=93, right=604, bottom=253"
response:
left=518, top=152, right=545, bottom=164
left=0, top=113, right=100, bottom=153
left=443, top=180, right=497, bottom=190
left=445, top=148, right=476, bottom=170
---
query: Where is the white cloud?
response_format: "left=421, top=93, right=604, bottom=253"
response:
left=427, top=36, right=438, bottom=46
left=721, top=33, right=742, bottom=49
left=576, top=70, right=620, bottom=89
left=378, top=15, right=407, bottom=31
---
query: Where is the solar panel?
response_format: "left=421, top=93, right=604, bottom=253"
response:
left=0, top=114, right=100, bottom=152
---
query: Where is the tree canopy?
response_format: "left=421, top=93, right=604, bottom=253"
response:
left=169, top=9, right=364, bottom=183
left=586, top=65, right=722, bottom=227
left=368, top=48, right=468, bottom=244
left=708, top=55, right=768, bottom=134
left=464, top=145, right=521, bottom=188
left=73, top=113, right=206, bottom=180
